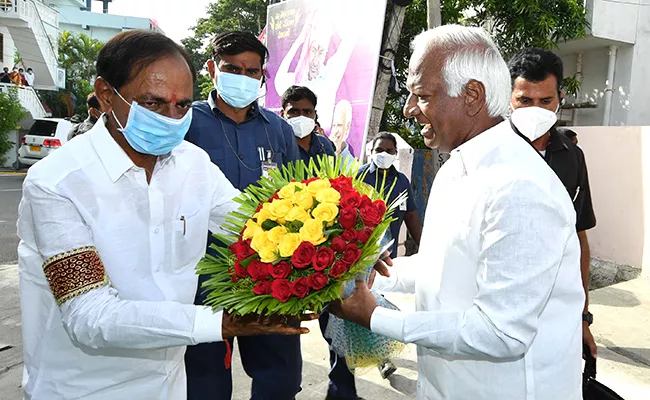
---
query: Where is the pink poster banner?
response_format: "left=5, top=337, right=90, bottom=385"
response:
left=265, top=0, right=387, bottom=159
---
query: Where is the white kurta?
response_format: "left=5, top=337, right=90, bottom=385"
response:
left=372, top=121, right=584, bottom=399
left=18, top=118, right=240, bottom=399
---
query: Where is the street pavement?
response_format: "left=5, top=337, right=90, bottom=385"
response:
left=0, top=173, right=23, bottom=264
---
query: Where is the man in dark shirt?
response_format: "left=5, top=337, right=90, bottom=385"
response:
left=0, top=67, right=11, bottom=83
left=184, top=31, right=301, bottom=400
left=509, top=47, right=598, bottom=358
left=320, top=132, right=422, bottom=400
left=280, top=85, right=335, bottom=163
left=67, top=93, right=102, bottom=141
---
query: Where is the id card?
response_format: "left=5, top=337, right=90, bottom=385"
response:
left=262, top=161, right=278, bottom=178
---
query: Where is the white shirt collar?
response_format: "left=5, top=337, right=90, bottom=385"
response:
left=89, top=116, right=176, bottom=183
left=454, top=120, right=510, bottom=176
left=89, top=116, right=134, bottom=183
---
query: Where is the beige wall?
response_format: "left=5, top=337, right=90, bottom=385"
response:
left=575, top=126, right=650, bottom=277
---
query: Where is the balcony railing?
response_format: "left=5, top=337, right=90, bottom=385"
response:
left=0, top=82, right=49, bottom=119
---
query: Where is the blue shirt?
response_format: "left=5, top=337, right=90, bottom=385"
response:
left=358, top=162, right=417, bottom=258
left=185, top=91, right=300, bottom=257
left=185, top=91, right=300, bottom=190
left=298, top=133, right=335, bottom=163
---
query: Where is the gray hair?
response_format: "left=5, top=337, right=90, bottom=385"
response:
left=411, top=25, right=511, bottom=118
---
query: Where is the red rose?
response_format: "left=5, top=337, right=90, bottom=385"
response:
left=312, top=247, right=335, bottom=271
left=291, top=277, right=310, bottom=299
left=339, top=207, right=357, bottom=229
left=248, top=259, right=270, bottom=281
left=271, top=279, right=292, bottom=302
left=291, top=241, right=316, bottom=269
left=331, top=236, right=347, bottom=253
left=229, top=239, right=255, bottom=260
left=343, top=243, right=362, bottom=264
left=357, top=227, right=373, bottom=244
left=330, top=176, right=353, bottom=191
left=302, top=177, right=320, bottom=184
left=269, top=191, right=280, bottom=201
left=329, top=260, right=350, bottom=279
left=342, top=229, right=357, bottom=242
left=373, top=199, right=387, bottom=217
left=360, top=205, right=382, bottom=227
left=307, top=273, right=329, bottom=290
left=340, top=189, right=361, bottom=209
left=253, top=280, right=272, bottom=295
left=359, top=194, right=372, bottom=209
left=234, top=260, right=248, bottom=277
left=269, top=260, right=292, bottom=279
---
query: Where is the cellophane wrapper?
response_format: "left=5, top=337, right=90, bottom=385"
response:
left=324, top=233, right=405, bottom=372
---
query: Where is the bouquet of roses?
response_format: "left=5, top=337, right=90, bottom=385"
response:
left=197, top=155, right=406, bottom=316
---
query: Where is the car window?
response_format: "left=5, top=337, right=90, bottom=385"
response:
left=28, top=120, right=59, bottom=137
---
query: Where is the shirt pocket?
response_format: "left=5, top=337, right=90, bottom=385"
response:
left=171, top=208, right=207, bottom=272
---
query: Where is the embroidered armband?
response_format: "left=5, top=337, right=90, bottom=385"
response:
left=43, top=246, right=109, bottom=305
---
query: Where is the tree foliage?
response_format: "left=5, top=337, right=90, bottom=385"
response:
left=382, top=0, right=588, bottom=149
left=40, top=31, right=103, bottom=118
left=0, top=88, right=28, bottom=165
left=181, top=0, right=588, bottom=148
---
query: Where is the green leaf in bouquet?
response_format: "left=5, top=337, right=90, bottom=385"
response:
left=261, top=219, right=280, bottom=231
left=323, top=227, right=344, bottom=237
left=284, top=220, right=304, bottom=233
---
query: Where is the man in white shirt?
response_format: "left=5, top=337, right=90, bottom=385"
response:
left=333, top=25, right=585, bottom=399
left=17, top=30, right=312, bottom=400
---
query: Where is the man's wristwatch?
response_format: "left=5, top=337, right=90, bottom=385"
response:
left=582, top=311, right=593, bottom=326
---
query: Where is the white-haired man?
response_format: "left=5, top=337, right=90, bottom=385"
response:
left=333, top=25, right=584, bottom=399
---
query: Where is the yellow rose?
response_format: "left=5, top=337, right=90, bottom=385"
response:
left=268, top=199, right=293, bottom=220
left=307, top=178, right=331, bottom=195
left=315, top=187, right=341, bottom=205
left=254, top=208, right=272, bottom=225
left=311, top=202, right=339, bottom=223
left=278, top=182, right=306, bottom=199
left=299, top=218, right=327, bottom=245
left=291, top=190, right=314, bottom=210
left=242, top=219, right=262, bottom=240
left=258, top=246, right=280, bottom=263
left=250, top=230, right=271, bottom=252
left=267, top=225, right=287, bottom=244
left=285, top=206, right=310, bottom=222
left=278, top=233, right=302, bottom=257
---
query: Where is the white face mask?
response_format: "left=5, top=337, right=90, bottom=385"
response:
left=510, top=106, right=558, bottom=142
left=371, top=152, right=397, bottom=169
left=287, top=115, right=316, bottom=139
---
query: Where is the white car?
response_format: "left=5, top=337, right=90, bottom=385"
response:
left=16, top=118, right=74, bottom=168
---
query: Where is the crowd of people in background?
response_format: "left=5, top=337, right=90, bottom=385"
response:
left=0, top=66, right=35, bottom=86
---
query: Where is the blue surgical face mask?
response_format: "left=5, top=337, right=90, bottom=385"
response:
left=111, top=89, right=192, bottom=156
left=215, top=69, right=262, bottom=109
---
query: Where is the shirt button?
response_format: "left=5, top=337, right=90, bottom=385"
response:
left=154, top=263, right=162, bottom=272
left=154, top=228, right=160, bottom=234
left=238, top=154, right=244, bottom=160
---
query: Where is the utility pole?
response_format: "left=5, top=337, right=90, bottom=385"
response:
left=427, top=0, right=441, bottom=29
left=365, top=2, right=407, bottom=153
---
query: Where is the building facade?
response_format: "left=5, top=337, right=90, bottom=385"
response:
left=49, top=0, right=163, bottom=43
left=557, top=0, right=650, bottom=127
